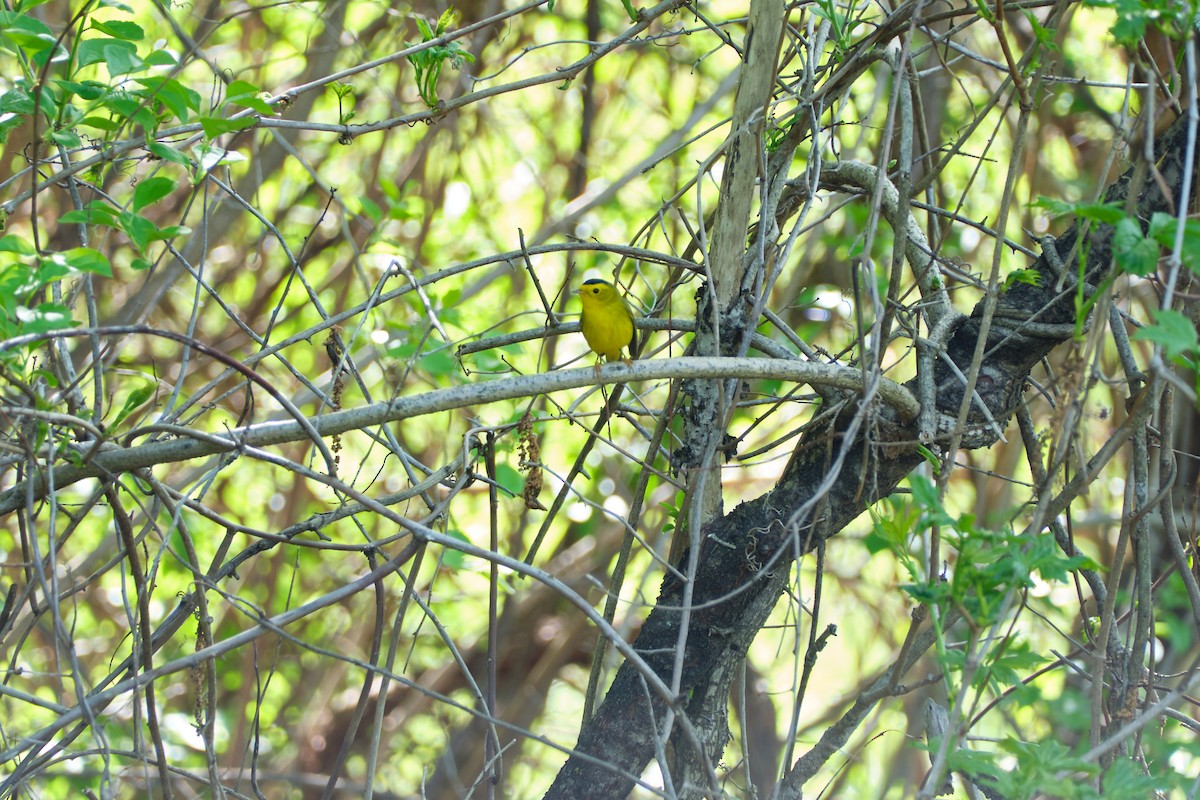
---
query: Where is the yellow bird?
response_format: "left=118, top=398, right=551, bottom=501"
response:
left=575, top=278, right=636, bottom=364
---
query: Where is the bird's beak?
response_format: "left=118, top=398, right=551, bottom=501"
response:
left=570, top=288, right=581, bottom=295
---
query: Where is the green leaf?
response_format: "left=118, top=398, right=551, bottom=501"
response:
left=132, top=175, right=176, bottom=212
left=106, top=94, right=158, bottom=130
left=1101, top=757, right=1172, bottom=795
left=0, top=113, right=19, bottom=141
left=59, top=102, right=84, bottom=128
left=33, top=249, right=111, bottom=283
left=437, top=305, right=463, bottom=329
left=1072, top=202, right=1125, bottom=224
left=143, top=49, right=176, bottom=66
left=0, top=88, right=34, bottom=114
left=103, top=41, right=143, bottom=75
left=226, top=80, right=258, bottom=95
left=1003, top=268, right=1042, bottom=290
left=0, top=262, right=38, bottom=298
left=62, top=247, right=112, bottom=277
left=985, top=641, right=1048, bottom=686
left=36, top=252, right=72, bottom=283
left=0, top=10, right=57, bottom=59
left=118, top=211, right=157, bottom=251
left=494, top=463, right=523, bottom=497
left=914, top=444, right=941, bottom=473
left=81, top=115, right=122, bottom=132
left=31, top=86, right=58, bottom=117
left=199, top=114, right=256, bottom=139
left=192, top=142, right=246, bottom=171
left=1112, top=217, right=1160, bottom=276
left=54, top=79, right=110, bottom=101
left=60, top=200, right=118, bottom=227
left=48, top=127, right=82, bottom=149
left=436, top=7, right=459, bottom=34
left=149, top=224, right=190, bottom=242
left=76, top=37, right=119, bottom=67
left=134, top=76, right=201, bottom=122
left=1148, top=211, right=1175, bottom=244
left=354, top=197, right=383, bottom=222
left=440, top=529, right=471, bottom=569
left=901, top=581, right=942, bottom=605
left=225, top=79, right=274, bottom=115
left=909, top=473, right=939, bottom=511
left=1132, top=309, right=1199, bottom=360
left=1109, top=12, right=1150, bottom=44
left=145, top=140, right=194, bottom=168
left=378, top=177, right=401, bottom=202
left=1084, top=0, right=1156, bottom=44
left=1031, top=197, right=1124, bottom=224
left=0, top=9, right=52, bottom=35
left=111, top=376, right=156, bottom=428
left=407, top=13, right=475, bottom=108
left=1147, top=211, right=1200, bottom=273
left=1022, top=8, right=1058, bottom=47
left=940, top=744, right=1003, bottom=784
left=1081, top=0, right=1183, bottom=47
left=989, top=738, right=1099, bottom=799
left=0, top=234, right=34, bottom=255
left=867, top=495, right=922, bottom=554
left=387, top=337, right=458, bottom=379
left=861, top=529, right=889, bottom=555
left=90, top=19, right=143, bottom=40
left=14, top=302, right=77, bottom=333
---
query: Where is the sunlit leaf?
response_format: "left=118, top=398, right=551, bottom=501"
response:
left=225, top=79, right=275, bottom=115
left=0, top=88, right=34, bottom=114
left=61, top=247, right=113, bottom=277
left=14, top=302, right=77, bottom=332
left=192, top=141, right=247, bottom=171
left=90, top=19, right=143, bottom=40
left=0, top=235, right=34, bottom=255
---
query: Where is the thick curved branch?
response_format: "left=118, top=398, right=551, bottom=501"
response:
left=0, top=351, right=918, bottom=514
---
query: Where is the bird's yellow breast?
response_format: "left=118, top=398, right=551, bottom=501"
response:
left=578, top=280, right=635, bottom=362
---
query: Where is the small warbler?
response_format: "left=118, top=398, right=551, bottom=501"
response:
left=574, top=279, right=636, bottom=364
